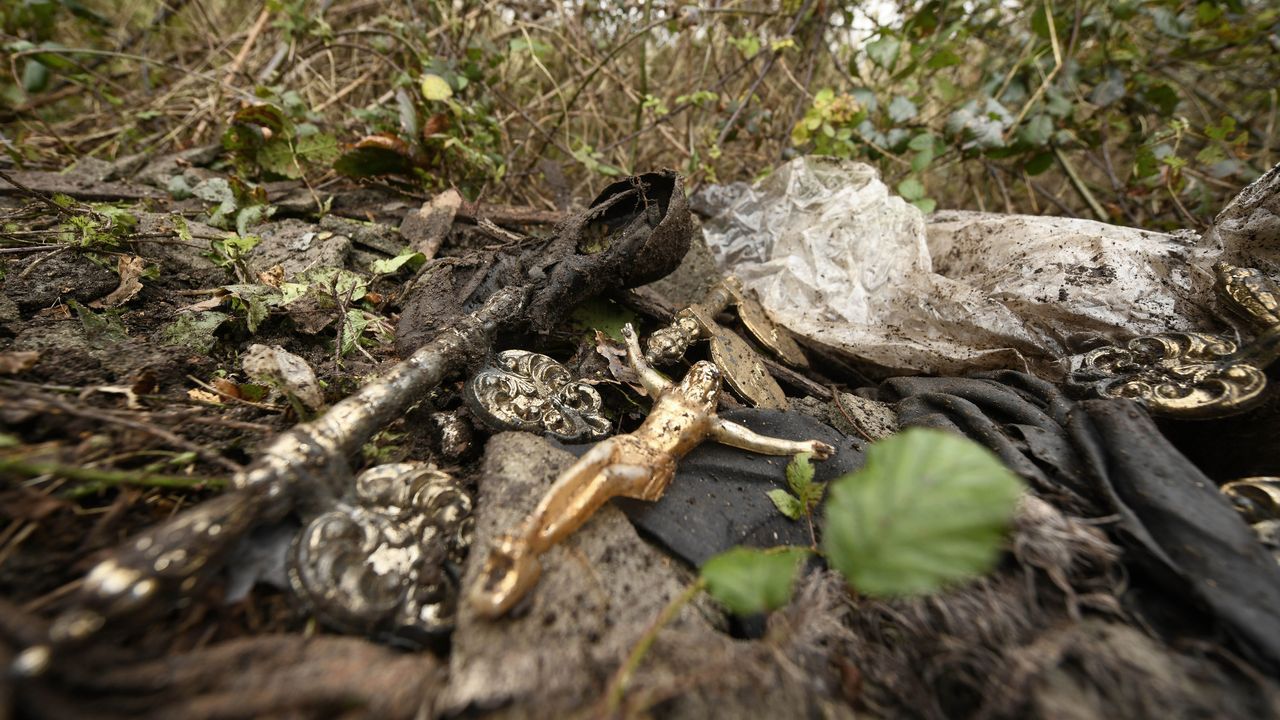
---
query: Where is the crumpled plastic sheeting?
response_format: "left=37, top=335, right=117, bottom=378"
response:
left=696, top=157, right=1220, bottom=376
left=1204, top=161, right=1280, bottom=273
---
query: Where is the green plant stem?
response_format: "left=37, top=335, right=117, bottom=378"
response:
left=630, top=0, right=652, bottom=169
left=604, top=578, right=707, bottom=716
left=0, top=457, right=226, bottom=496
left=1053, top=145, right=1108, bottom=221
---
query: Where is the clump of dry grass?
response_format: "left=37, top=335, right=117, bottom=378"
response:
left=3, top=1, right=1277, bottom=226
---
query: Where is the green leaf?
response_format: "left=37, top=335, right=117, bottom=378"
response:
left=295, top=133, right=341, bottom=165
left=67, top=300, right=126, bottom=341
left=257, top=138, right=300, bottom=178
left=297, top=267, right=369, bottom=303
left=786, top=452, right=815, bottom=496
left=159, top=311, right=229, bottom=354
left=420, top=73, right=453, bottom=101
left=897, top=177, right=926, bottom=202
left=370, top=247, right=426, bottom=275
left=911, top=147, right=934, bottom=173
left=767, top=489, right=804, bottom=520
left=1143, top=83, right=1179, bottom=116
left=22, top=60, right=49, bottom=93
left=568, top=297, right=636, bottom=342
left=822, top=428, right=1023, bottom=597
left=701, top=546, right=810, bottom=615
left=911, top=198, right=937, bottom=214
left=1018, top=115, right=1054, bottom=147
left=1024, top=151, right=1054, bottom=176
left=925, top=47, right=960, bottom=69
left=866, top=36, right=901, bottom=70
left=340, top=308, right=369, bottom=355
left=887, top=95, right=918, bottom=123
left=225, top=283, right=286, bottom=331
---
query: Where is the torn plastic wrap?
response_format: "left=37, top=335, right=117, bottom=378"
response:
left=695, top=157, right=1221, bottom=376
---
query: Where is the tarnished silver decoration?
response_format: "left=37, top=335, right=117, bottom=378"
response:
left=1068, top=263, right=1280, bottom=419
left=288, top=462, right=472, bottom=640
left=464, top=350, right=611, bottom=442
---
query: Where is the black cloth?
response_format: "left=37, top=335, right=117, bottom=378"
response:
left=870, top=371, right=1280, bottom=673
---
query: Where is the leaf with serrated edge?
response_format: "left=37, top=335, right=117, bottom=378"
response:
left=767, top=488, right=804, bottom=520
left=701, top=546, right=810, bottom=615
left=822, top=428, right=1022, bottom=597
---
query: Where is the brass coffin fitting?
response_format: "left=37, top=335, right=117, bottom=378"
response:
left=469, top=323, right=835, bottom=618
left=644, top=277, right=806, bottom=410
left=1068, top=263, right=1280, bottom=419
left=1222, top=477, right=1280, bottom=524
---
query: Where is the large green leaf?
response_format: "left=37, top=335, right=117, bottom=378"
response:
left=822, top=428, right=1022, bottom=597
left=701, top=546, right=810, bottom=615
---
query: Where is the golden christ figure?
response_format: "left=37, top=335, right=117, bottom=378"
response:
left=470, top=323, right=836, bottom=617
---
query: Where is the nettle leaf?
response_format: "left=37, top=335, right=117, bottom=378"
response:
left=295, top=133, right=341, bottom=166
left=786, top=452, right=815, bottom=495
left=159, top=311, right=229, bottom=354
left=767, top=489, right=804, bottom=520
left=701, top=546, right=810, bottom=615
left=258, top=138, right=301, bottom=178
left=822, top=428, right=1023, bottom=597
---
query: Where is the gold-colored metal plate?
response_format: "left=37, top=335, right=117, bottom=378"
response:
left=1071, top=332, right=1268, bottom=419
left=732, top=290, right=808, bottom=367
left=1215, top=262, right=1280, bottom=329
left=709, top=329, right=787, bottom=409
left=1222, top=477, right=1280, bottom=523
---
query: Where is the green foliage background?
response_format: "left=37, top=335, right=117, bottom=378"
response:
left=3, top=0, right=1276, bottom=228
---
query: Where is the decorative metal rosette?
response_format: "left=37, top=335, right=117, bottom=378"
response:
left=287, top=462, right=473, bottom=642
left=1069, top=332, right=1267, bottom=419
left=464, top=350, right=611, bottom=442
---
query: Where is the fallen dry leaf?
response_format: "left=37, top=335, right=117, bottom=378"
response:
left=188, top=388, right=222, bottom=404
left=258, top=264, right=285, bottom=288
left=400, top=189, right=461, bottom=260
left=242, top=344, right=324, bottom=412
left=0, top=350, right=40, bottom=375
left=212, top=377, right=242, bottom=399
left=92, top=255, right=148, bottom=309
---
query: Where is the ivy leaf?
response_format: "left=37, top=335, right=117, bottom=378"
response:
left=767, top=488, right=804, bottom=520
left=866, top=36, right=901, bottom=70
left=822, top=428, right=1023, bottom=597
left=701, top=546, right=810, bottom=615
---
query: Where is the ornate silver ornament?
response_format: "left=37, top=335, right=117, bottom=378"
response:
left=288, top=462, right=472, bottom=641
left=464, top=350, right=611, bottom=442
